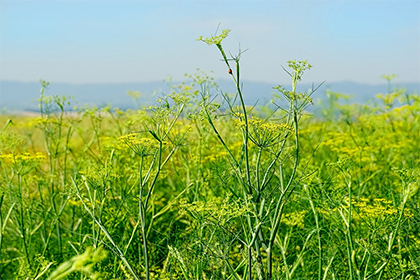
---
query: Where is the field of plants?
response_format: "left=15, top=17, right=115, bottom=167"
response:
left=1, top=31, right=419, bottom=279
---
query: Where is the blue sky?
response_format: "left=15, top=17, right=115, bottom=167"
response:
left=1, top=0, right=419, bottom=85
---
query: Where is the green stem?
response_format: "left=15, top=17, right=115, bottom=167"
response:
left=346, top=179, right=354, bottom=280
left=267, top=104, right=300, bottom=279
left=17, top=173, right=30, bottom=266
left=305, top=185, right=322, bottom=280
left=255, top=147, right=263, bottom=195
left=72, top=178, right=141, bottom=280
left=139, top=198, right=149, bottom=280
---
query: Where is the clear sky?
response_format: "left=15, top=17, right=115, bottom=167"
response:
left=1, top=0, right=419, bottom=85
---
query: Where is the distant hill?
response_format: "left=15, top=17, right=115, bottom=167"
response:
left=0, top=81, right=167, bottom=112
left=1, top=80, right=419, bottom=113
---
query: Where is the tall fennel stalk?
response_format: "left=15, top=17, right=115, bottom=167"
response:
left=198, top=29, right=319, bottom=279
left=73, top=93, right=186, bottom=280
left=37, top=81, right=77, bottom=260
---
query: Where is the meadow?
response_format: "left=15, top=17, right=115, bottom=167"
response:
left=0, top=31, right=419, bottom=279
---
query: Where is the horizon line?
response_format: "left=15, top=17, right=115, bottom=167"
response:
left=2, top=79, right=419, bottom=86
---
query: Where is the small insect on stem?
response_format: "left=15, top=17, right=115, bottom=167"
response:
left=228, top=69, right=233, bottom=75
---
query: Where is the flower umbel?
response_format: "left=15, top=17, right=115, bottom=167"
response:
left=197, top=29, right=231, bottom=45
left=118, top=133, right=159, bottom=156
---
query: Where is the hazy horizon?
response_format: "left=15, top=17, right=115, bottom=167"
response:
left=1, top=77, right=416, bottom=86
left=2, top=79, right=419, bottom=113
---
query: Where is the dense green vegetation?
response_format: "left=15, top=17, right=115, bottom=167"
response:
left=1, top=31, right=419, bottom=279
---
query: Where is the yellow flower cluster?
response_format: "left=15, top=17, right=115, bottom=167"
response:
left=281, top=210, right=308, bottom=229
left=376, top=92, right=401, bottom=108
left=201, top=150, right=229, bottom=163
left=197, top=29, right=231, bottom=45
left=169, top=126, right=191, bottom=146
left=0, top=152, right=45, bottom=164
left=32, top=117, right=63, bottom=127
left=321, top=132, right=349, bottom=151
left=79, top=169, right=120, bottom=189
left=351, top=198, right=413, bottom=219
left=118, top=133, right=159, bottom=155
left=249, top=117, right=293, bottom=147
left=321, top=132, right=378, bottom=167
left=299, top=123, right=324, bottom=135
left=100, top=136, right=121, bottom=150
left=68, top=198, right=101, bottom=207
left=181, top=196, right=249, bottom=226
left=250, top=118, right=292, bottom=134
left=171, top=126, right=191, bottom=136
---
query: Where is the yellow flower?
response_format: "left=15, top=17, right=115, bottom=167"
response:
left=248, top=116, right=293, bottom=147
left=281, top=210, right=307, bottom=229
left=118, top=133, right=159, bottom=156
left=0, top=152, right=45, bottom=164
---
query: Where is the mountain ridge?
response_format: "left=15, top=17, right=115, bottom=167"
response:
left=1, top=80, right=419, bottom=113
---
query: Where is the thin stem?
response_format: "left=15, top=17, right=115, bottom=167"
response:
left=255, top=147, right=263, bottom=195
left=345, top=178, right=354, bottom=280
left=268, top=102, right=300, bottom=279
left=139, top=198, right=149, bottom=280
left=305, top=185, right=322, bottom=280
left=72, top=178, right=141, bottom=280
